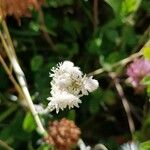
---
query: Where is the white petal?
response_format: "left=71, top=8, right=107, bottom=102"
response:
left=84, top=77, right=99, bottom=92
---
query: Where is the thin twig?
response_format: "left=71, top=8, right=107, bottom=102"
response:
left=132, top=25, right=150, bottom=53
left=1, top=21, right=17, bottom=58
left=0, top=22, right=46, bottom=135
left=110, top=72, right=135, bottom=137
left=0, top=105, right=17, bottom=122
left=0, top=54, right=24, bottom=98
left=0, top=139, right=14, bottom=150
left=93, top=0, right=99, bottom=31
left=89, top=51, right=142, bottom=76
left=89, top=39, right=150, bottom=77
left=129, top=102, right=142, bottom=123
left=38, top=9, right=57, bottom=51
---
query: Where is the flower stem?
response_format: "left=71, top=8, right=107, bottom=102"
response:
left=0, top=139, right=14, bottom=150
left=89, top=39, right=150, bottom=76
left=89, top=51, right=142, bottom=76
left=0, top=20, right=46, bottom=135
left=109, top=72, right=135, bottom=138
left=0, top=54, right=24, bottom=99
left=0, top=105, right=17, bottom=122
left=1, top=20, right=17, bottom=57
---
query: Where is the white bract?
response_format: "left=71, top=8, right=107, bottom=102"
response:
left=47, top=61, right=99, bottom=113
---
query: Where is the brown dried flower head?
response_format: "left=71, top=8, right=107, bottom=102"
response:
left=45, top=118, right=81, bottom=150
left=0, top=0, right=44, bottom=20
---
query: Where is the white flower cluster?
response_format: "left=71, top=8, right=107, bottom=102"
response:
left=47, top=61, right=99, bottom=113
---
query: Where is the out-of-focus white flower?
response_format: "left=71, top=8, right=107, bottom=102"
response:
left=77, top=139, right=91, bottom=150
left=47, top=61, right=99, bottom=113
left=34, top=104, right=45, bottom=114
left=93, top=143, right=108, bottom=150
left=121, top=141, right=139, bottom=150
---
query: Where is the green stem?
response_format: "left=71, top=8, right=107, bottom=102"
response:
left=0, top=20, right=47, bottom=136
left=0, top=54, right=25, bottom=99
left=0, top=139, right=14, bottom=150
left=1, top=20, right=16, bottom=57
left=0, top=105, right=17, bottom=122
left=89, top=39, right=150, bottom=76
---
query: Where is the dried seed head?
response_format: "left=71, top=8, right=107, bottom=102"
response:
left=0, top=0, right=44, bottom=20
left=45, top=118, right=81, bottom=150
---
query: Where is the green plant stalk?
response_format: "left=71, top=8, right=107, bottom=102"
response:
left=0, top=105, right=17, bottom=122
left=115, top=76, right=135, bottom=137
left=0, top=54, right=24, bottom=99
left=0, top=21, right=47, bottom=136
left=89, top=39, right=150, bottom=76
left=1, top=21, right=17, bottom=58
left=0, top=139, right=14, bottom=150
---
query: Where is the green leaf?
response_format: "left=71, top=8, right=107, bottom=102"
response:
left=89, top=98, right=100, bottom=114
left=143, top=47, right=150, bottom=60
left=105, top=0, right=122, bottom=15
left=45, top=14, right=58, bottom=30
left=0, top=112, right=30, bottom=141
left=29, top=21, right=39, bottom=32
left=47, top=0, right=73, bottom=7
left=147, top=86, right=150, bottom=97
left=38, top=143, right=54, bottom=150
left=139, top=141, right=150, bottom=150
left=105, top=30, right=119, bottom=43
left=141, top=76, right=150, bottom=86
left=89, top=90, right=102, bottom=114
left=67, top=110, right=76, bottom=120
left=106, top=52, right=122, bottom=64
left=31, top=55, right=44, bottom=71
left=23, top=112, right=36, bottom=132
left=105, top=0, right=142, bottom=17
left=99, top=56, right=112, bottom=71
left=121, top=0, right=142, bottom=16
left=141, top=116, right=150, bottom=139
left=87, top=34, right=103, bottom=55
left=102, top=90, right=116, bottom=105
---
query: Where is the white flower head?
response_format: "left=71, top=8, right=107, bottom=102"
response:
left=47, top=60, right=99, bottom=113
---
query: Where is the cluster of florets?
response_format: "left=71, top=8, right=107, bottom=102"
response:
left=0, top=0, right=44, bottom=20
left=45, top=118, right=81, bottom=150
left=127, top=58, right=150, bottom=88
left=47, top=61, right=99, bottom=113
